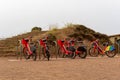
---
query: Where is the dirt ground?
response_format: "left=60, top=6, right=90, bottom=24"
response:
left=0, top=56, right=120, bottom=80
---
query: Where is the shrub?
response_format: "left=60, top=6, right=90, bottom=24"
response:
left=47, top=33, right=56, bottom=41
left=31, top=26, right=42, bottom=32
left=84, top=34, right=95, bottom=41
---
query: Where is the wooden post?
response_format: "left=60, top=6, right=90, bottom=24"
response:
left=114, top=38, right=118, bottom=53
left=37, top=40, right=41, bottom=60
left=18, top=40, right=23, bottom=60
left=16, top=45, right=19, bottom=60
left=118, top=44, right=120, bottom=53
left=16, top=39, right=19, bottom=60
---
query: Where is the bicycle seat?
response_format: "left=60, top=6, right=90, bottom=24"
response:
left=103, top=42, right=108, bottom=46
left=61, top=40, right=64, bottom=43
left=69, top=40, right=75, bottom=43
left=42, top=39, right=47, bottom=42
left=44, top=42, right=47, bottom=44
left=25, top=39, right=29, bottom=42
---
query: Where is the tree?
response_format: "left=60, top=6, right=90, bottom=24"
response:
left=31, top=26, right=42, bottom=32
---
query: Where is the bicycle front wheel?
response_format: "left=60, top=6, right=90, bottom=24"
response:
left=69, top=52, right=76, bottom=59
left=88, top=47, right=99, bottom=57
left=23, top=47, right=29, bottom=59
left=57, top=47, right=65, bottom=58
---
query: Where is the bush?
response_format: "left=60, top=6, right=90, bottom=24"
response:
left=84, top=34, right=95, bottom=41
left=31, top=26, right=42, bottom=32
left=68, top=32, right=79, bottom=38
left=47, top=33, right=56, bottom=41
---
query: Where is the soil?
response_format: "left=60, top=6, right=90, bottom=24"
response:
left=0, top=56, right=120, bottom=80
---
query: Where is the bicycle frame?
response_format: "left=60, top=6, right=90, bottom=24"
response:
left=91, top=42, right=105, bottom=54
left=57, top=40, right=75, bottom=55
left=57, top=40, right=67, bottom=54
left=89, top=40, right=116, bottom=58
left=17, top=39, right=37, bottom=60
left=39, top=39, right=48, bottom=54
left=38, top=39, right=50, bottom=61
left=91, top=41, right=116, bottom=54
left=21, top=38, right=32, bottom=55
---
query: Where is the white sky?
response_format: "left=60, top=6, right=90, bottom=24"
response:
left=0, top=0, right=120, bottom=38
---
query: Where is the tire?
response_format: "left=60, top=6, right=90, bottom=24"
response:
left=77, top=46, right=87, bottom=59
left=41, top=47, right=46, bottom=59
left=31, top=46, right=37, bottom=61
left=49, top=44, right=57, bottom=59
left=88, top=47, right=99, bottom=57
left=23, top=47, right=37, bottom=61
left=105, top=50, right=116, bottom=58
left=78, top=51, right=87, bottom=59
left=32, top=51, right=37, bottom=61
left=57, top=47, right=65, bottom=58
left=23, top=47, right=29, bottom=59
left=68, top=46, right=76, bottom=59
left=70, top=52, right=76, bottom=59
left=46, top=50, right=50, bottom=61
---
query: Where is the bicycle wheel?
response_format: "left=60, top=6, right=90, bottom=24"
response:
left=23, top=47, right=29, bottom=59
left=29, top=44, right=37, bottom=61
left=68, top=46, right=76, bottom=59
left=41, top=47, right=46, bottom=60
left=70, top=52, right=76, bottom=59
left=77, top=46, right=87, bottom=59
left=57, top=47, right=65, bottom=58
left=49, top=44, right=57, bottom=59
left=78, top=51, right=87, bottom=59
left=105, top=50, right=116, bottom=58
left=88, top=47, right=99, bottom=57
left=46, top=50, right=50, bottom=61
left=31, top=49, right=37, bottom=61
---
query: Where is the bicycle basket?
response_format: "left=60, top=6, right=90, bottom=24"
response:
left=105, top=45, right=115, bottom=51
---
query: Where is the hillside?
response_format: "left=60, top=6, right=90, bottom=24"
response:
left=0, top=24, right=109, bottom=56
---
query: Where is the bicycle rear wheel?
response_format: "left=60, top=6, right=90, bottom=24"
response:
left=78, top=51, right=87, bottom=59
left=77, top=46, right=87, bottom=59
left=105, top=50, right=116, bottom=58
left=42, top=46, right=50, bottom=61
left=88, top=47, right=99, bottom=57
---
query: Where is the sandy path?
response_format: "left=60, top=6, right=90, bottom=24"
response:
left=0, top=56, right=120, bottom=80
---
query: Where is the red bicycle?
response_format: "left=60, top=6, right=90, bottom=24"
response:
left=20, top=38, right=37, bottom=61
left=57, top=39, right=76, bottom=58
left=88, top=40, right=116, bottom=57
left=73, top=41, right=87, bottom=59
left=38, top=39, right=50, bottom=61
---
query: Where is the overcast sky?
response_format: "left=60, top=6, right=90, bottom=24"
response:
left=0, top=0, right=120, bottom=38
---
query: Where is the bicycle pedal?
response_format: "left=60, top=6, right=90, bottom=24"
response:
left=27, top=55, right=31, bottom=59
left=65, top=55, right=69, bottom=58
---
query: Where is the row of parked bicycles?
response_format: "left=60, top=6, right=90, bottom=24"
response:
left=16, top=37, right=117, bottom=61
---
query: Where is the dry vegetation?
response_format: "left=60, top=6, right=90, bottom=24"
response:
left=0, top=24, right=110, bottom=56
